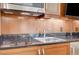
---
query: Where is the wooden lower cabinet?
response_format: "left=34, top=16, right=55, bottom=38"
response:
left=0, top=46, right=40, bottom=55
left=0, top=43, right=70, bottom=55
left=41, top=43, right=70, bottom=55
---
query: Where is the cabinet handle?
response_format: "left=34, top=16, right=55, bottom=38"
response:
left=42, top=48, right=45, bottom=55
left=37, top=49, right=41, bottom=55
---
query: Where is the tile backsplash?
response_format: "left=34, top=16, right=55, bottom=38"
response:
left=2, top=13, right=79, bottom=34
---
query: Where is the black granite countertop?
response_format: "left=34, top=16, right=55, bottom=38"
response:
left=0, top=32, right=79, bottom=49
left=0, top=37, right=79, bottom=50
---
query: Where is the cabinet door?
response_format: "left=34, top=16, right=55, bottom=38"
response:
left=0, top=47, right=40, bottom=55
left=42, top=43, right=70, bottom=55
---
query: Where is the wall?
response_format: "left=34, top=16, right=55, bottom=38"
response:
left=1, top=13, right=79, bottom=35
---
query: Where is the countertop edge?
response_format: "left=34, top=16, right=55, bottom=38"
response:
left=0, top=40, right=79, bottom=50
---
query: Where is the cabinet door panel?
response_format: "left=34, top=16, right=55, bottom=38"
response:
left=0, top=47, right=39, bottom=55
left=43, top=43, right=70, bottom=55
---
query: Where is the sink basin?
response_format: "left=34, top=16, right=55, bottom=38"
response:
left=34, top=37, right=66, bottom=43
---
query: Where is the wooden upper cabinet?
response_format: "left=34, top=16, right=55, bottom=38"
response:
left=60, top=3, right=66, bottom=17
left=41, top=43, right=70, bottom=55
left=44, top=3, right=66, bottom=17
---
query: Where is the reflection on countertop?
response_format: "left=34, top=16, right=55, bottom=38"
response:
left=0, top=32, right=79, bottom=49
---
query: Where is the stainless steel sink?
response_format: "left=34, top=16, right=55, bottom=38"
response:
left=34, top=37, right=66, bottom=43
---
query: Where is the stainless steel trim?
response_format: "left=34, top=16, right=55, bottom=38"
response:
left=1, top=3, right=44, bottom=13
